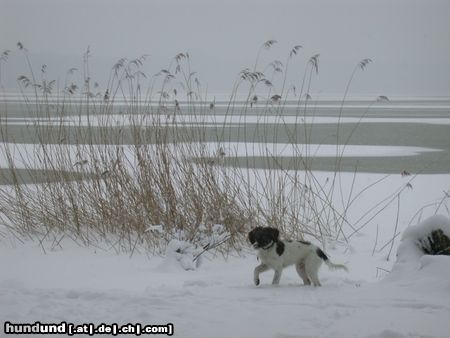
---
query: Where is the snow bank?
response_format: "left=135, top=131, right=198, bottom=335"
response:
left=396, top=214, right=450, bottom=265
left=385, top=215, right=450, bottom=294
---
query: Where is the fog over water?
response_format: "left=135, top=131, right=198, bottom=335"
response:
left=1, top=0, right=450, bottom=99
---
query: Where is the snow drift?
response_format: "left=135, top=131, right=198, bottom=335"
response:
left=385, top=215, right=450, bottom=296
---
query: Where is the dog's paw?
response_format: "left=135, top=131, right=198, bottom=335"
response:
left=254, top=278, right=260, bottom=286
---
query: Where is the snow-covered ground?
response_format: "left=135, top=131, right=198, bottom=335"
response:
left=1, top=173, right=449, bottom=338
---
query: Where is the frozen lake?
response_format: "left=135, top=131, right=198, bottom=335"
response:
left=0, top=100, right=449, bottom=185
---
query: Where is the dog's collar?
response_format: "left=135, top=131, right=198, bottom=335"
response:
left=261, top=241, right=275, bottom=250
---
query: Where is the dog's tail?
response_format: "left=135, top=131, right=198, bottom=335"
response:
left=316, top=248, right=348, bottom=272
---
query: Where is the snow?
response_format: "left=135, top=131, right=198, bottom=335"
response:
left=387, top=215, right=450, bottom=287
left=201, top=143, right=438, bottom=158
left=401, top=214, right=450, bottom=247
left=0, top=142, right=439, bottom=172
left=163, top=224, right=231, bottom=271
left=1, top=235, right=449, bottom=338
left=1, top=184, right=450, bottom=337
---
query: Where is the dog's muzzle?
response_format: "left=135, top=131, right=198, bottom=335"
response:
left=262, top=241, right=274, bottom=250
left=253, top=241, right=274, bottom=250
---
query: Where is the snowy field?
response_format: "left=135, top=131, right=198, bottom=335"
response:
left=1, top=171, right=450, bottom=338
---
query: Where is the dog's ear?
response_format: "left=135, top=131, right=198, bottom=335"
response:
left=268, top=227, right=280, bottom=241
left=248, top=229, right=256, bottom=244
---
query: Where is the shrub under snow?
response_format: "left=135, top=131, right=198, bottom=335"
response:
left=387, top=214, right=450, bottom=290
left=164, top=224, right=231, bottom=270
left=397, top=214, right=450, bottom=263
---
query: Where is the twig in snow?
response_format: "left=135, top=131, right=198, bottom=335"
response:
left=193, top=235, right=231, bottom=262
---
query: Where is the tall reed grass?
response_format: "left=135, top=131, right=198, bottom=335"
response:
left=0, top=41, right=403, bottom=254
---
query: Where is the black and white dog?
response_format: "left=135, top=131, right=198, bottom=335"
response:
left=248, top=227, right=348, bottom=286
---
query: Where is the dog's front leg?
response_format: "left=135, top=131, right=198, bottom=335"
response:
left=272, top=268, right=282, bottom=285
left=254, top=264, right=270, bottom=285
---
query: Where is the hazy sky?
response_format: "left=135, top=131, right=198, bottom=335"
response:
left=1, top=0, right=449, bottom=98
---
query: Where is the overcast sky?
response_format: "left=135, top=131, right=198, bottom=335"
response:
left=1, top=0, right=449, bottom=99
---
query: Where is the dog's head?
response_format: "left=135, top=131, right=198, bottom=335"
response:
left=248, top=227, right=280, bottom=250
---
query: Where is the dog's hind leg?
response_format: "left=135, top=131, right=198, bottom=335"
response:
left=272, top=268, right=283, bottom=285
left=305, top=256, right=322, bottom=287
left=254, top=264, right=270, bottom=286
left=296, top=262, right=311, bottom=285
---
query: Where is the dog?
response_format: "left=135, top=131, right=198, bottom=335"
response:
left=248, top=226, right=348, bottom=286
